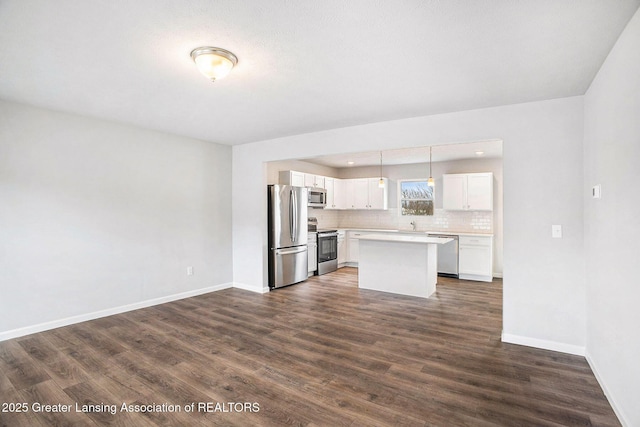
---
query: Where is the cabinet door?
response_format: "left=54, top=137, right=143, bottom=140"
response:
left=343, top=179, right=355, bottom=209
left=325, top=177, right=342, bottom=209
left=303, top=174, right=325, bottom=188
left=442, top=174, right=466, bottom=210
left=348, top=234, right=361, bottom=262
left=367, top=178, right=387, bottom=209
left=459, top=236, right=493, bottom=280
left=290, top=171, right=305, bottom=187
left=325, top=177, right=335, bottom=208
left=353, top=179, right=369, bottom=209
left=304, top=173, right=316, bottom=187
left=308, top=243, right=317, bottom=273
left=333, top=179, right=346, bottom=209
left=337, top=234, right=346, bottom=265
left=459, top=245, right=492, bottom=276
left=466, top=173, right=493, bottom=211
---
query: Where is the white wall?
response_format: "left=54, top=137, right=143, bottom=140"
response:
left=233, top=96, right=586, bottom=353
left=0, top=101, right=233, bottom=339
left=584, top=7, right=640, bottom=426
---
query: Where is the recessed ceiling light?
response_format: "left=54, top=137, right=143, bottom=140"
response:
left=347, top=161, right=355, bottom=165
left=475, top=151, right=485, bottom=156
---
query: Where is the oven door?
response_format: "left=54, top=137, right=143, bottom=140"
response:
left=317, top=233, right=337, bottom=263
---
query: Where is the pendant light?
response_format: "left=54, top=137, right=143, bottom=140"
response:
left=378, top=151, right=385, bottom=188
left=427, top=146, right=435, bottom=187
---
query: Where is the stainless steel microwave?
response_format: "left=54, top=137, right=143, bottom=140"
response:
left=307, top=187, right=327, bottom=208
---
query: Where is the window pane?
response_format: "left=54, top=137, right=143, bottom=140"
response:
left=399, top=180, right=434, bottom=216
left=401, top=200, right=433, bottom=216
left=400, top=181, right=433, bottom=200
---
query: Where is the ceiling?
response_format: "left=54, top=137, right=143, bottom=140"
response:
left=1, top=1, right=639, bottom=146
left=305, top=140, right=503, bottom=168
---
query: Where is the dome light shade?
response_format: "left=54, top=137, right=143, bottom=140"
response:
left=190, top=47, right=238, bottom=82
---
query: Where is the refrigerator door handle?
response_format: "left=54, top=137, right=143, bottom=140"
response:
left=290, top=189, right=297, bottom=243
left=275, top=246, right=307, bottom=256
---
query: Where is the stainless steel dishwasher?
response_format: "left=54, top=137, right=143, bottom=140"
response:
left=428, top=234, right=459, bottom=278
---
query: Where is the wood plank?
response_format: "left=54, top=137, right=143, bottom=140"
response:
left=0, top=267, right=620, bottom=426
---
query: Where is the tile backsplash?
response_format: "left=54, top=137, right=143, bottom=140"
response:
left=312, top=207, right=492, bottom=234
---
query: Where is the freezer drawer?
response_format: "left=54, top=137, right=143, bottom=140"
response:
left=269, top=246, right=308, bottom=289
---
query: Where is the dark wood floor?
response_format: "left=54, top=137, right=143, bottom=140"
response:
left=1, top=268, right=619, bottom=426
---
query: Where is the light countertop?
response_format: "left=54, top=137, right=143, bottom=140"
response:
left=338, top=228, right=492, bottom=237
left=356, top=233, right=453, bottom=245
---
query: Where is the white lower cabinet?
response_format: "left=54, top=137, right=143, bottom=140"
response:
left=307, top=233, right=317, bottom=276
left=458, top=235, right=493, bottom=282
left=337, top=230, right=347, bottom=266
left=347, top=231, right=362, bottom=265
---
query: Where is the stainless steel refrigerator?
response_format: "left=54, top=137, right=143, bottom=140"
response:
left=268, top=185, right=308, bottom=289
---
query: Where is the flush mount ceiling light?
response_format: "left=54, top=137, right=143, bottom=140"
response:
left=190, top=46, right=238, bottom=82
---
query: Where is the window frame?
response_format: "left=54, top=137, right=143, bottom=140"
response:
left=397, top=178, right=434, bottom=216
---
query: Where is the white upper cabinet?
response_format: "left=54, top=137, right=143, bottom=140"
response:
left=279, top=171, right=387, bottom=210
left=325, top=177, right=345, bottom=210
left=367, top=178, right=388, bottom=209
left=443, top=173, right=493, bottom=211
left=466, top=174, right=493, bottom=210
left=352, top=179, right=369, bottom=209
left=344, top=178, right=388, bottom=210
left=304, top=173, right=325, bottom=188
left=279, top=170, right=325, bottom=188
left=279, top=170, right=305, bottom=187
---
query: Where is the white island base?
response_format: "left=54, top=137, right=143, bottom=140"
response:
left=357, top=234, right=452, bottom=299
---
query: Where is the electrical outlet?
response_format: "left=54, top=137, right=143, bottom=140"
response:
left=187, top=266, right=193, bottom=276
left=552, top=225, right=562, bottom=239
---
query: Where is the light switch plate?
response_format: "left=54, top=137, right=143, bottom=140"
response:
left=552, top=225, right=562, bottom=238
left=592, top=184, right=601, bottom=199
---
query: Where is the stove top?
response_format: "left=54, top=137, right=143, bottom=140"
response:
left=317, top=229, right=338, bottom=234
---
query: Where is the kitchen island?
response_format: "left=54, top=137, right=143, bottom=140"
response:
left=356, top=234, right=453, bottom=298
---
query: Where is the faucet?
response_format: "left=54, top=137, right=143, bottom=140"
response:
left=410, top=221, right=417, bottom=231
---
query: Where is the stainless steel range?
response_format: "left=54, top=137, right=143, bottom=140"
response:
left=316, top=229, right=338, bottom=275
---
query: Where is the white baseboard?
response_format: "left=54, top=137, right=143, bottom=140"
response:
left=0, top=282, right=233, bottom=342
left=493, top=272, right=503, bottom=278
left=232, top=282, right=270, bottom=294
left=501, top=332, right=585, bottom=356
left=586, top=352, right=628, bottom=427
left=459, top=273, right=493, bottom=282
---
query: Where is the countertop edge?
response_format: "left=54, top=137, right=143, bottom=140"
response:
left=337, top=228, right=493, bottom=237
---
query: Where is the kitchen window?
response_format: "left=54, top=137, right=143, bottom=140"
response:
left=399, top=179, right=434, bottom=216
